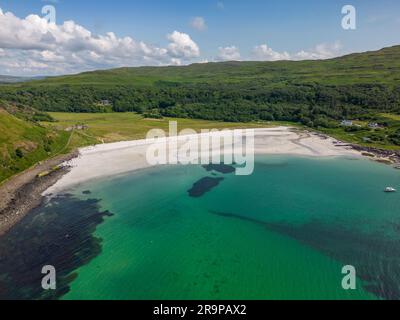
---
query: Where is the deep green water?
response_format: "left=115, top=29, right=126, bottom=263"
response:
left=1, top=156, right=400, bottom=300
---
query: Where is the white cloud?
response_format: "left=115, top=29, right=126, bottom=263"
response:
left=252, top=41, right=342, bottom=61
left=0, top=8, right=200, bottom=75
left=0, top=7, right=345, bottom=76
left=217, top=46, right=241, bottom=61
left=170, top=58, right=183, bottom=66
left=252, top=44, right=290, bottom=61
left=167, top=31, right=200, bottom=58
left=190, top=17, right=207, bottom=31
left=292, top=41, right=342, bottom=60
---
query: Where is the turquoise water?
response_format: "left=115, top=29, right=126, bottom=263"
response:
left=1, top=156, right=400, bottom=300
left=66, top=156, right=400, bottom=300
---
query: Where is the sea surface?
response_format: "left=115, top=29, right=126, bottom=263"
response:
left=1, top=155, right=400, bottom=300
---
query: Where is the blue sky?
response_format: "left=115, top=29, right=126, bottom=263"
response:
left=0, top=0, right=399, bottom=75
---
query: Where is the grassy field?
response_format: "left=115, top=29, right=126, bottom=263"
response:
left=41, top=112, right=277, bottom=151
left=381, top=113, right=400, bottom=121
left=42, top=112, right=400, bottom=151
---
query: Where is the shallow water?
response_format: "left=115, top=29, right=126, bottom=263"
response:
left=1, top=156, right=400, bottom=300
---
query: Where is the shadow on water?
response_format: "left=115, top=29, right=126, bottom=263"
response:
left=0, top=194, right=113, bottom=300
left=187, top=163, right=237, bottom=198
left=210, top=210, right=400, bottom=300
left=202, top=164, right=236, bottom=174
left=188, top=177, right=224, bottom=198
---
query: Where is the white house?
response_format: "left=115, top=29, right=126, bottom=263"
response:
left=340, top=120, right=353, bottom=126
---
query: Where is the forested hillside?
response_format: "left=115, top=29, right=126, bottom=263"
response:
left=0, top=46, right=400, bottom=127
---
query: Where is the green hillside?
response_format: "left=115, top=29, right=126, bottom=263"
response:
left=77, top=46, right=394, bottom=85
left=13, top=45, right=400, bottom=87
left=0, top=103, right=70, bottom=182
left=0, top=45, right=399, bottom=141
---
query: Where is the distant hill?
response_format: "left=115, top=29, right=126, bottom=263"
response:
left=0, top=75, right=46, bottom=84
left=0, top=75, right=29, bottom=84
left=16, top=45, right=400, bottom=87
left=0, top=45, right=399, bottom=124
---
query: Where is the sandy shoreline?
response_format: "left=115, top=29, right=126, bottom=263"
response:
left=45, top=127, right=361, bottom=195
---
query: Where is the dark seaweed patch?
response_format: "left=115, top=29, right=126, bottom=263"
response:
left=82, top=190, right=92, bottom=195
left=188, top=177, right=224, bottom=198
left=202, top=164, right=235, bottom=174
left=210, top=210, right=400, bottom=300
left=0, top=194, right=113, bottom=300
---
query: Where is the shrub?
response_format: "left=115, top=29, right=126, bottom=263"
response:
left=15, top=148, right=24, bottom=158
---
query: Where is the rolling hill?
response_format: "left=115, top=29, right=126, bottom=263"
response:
left=0, top=45, right=399, bottom=124
left=6, top=45, right=400, bottom=87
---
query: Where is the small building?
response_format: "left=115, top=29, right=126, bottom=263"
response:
left=99, top=100, right=111, bottom=106
left=65, top=124, right=88, bottom=132
left=75, top=125, right=88, bottom=130
left=340, top=120, right=353, bottom=127
left=368, top=122, right=380, bottom=129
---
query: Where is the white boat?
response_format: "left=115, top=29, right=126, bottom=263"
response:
left=384, top=187, right=397, bottom=193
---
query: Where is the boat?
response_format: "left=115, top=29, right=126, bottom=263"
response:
left=384, top=187, right=397, bottom=193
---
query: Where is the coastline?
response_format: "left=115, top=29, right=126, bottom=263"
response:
left=0, top=152, right=78, bottom=236
left=0, top=126, right=369, bottom=236
left=45, top=127, right=361, bottom=195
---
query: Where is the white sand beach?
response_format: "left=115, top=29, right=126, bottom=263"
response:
left=44, top=127, right=361, bottom=195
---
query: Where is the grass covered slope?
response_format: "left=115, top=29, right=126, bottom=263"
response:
left=18, top=45, right=400, bottom=87
left=0, top=105, right=70, bottom=182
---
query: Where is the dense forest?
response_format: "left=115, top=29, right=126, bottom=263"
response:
left=0, top=83, right=399, bottom=127
left=1, top=45, right=400, bottom=129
